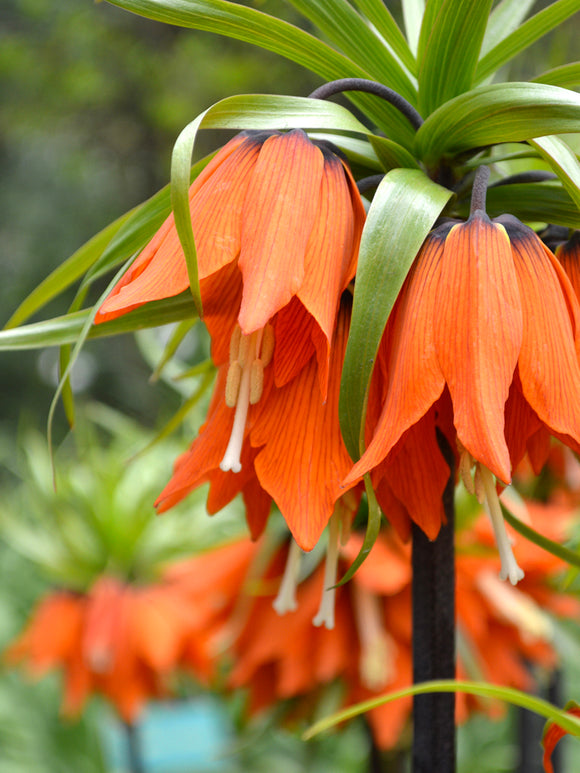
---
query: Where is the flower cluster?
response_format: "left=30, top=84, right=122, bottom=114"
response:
left=158, top=502, right=578, bottom=750
left=95, top=131, right=580, bottom=598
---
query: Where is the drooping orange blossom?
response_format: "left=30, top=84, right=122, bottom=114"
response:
left=344, top=210, right=580, bottom=584
left=95, top=129, right=365, bottom=554
left=5, top=575, right=212, bottom=722
left=164, top=501, right=578, bottom=750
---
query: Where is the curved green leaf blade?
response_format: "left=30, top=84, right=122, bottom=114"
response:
left=529, top=135, right=580, bottom=212
left=501, top=506, right=580, bottom=570
left=303, top=679, right=580, bottom=740
left=532, top=62, right=580, bottom=89
left=0, top=295, right=198, bottom=351
left=417, top=0, right=493, bottom=117
left=170, top=94, right=371, bottom=320
left=480, top=0, right=535, bottom=58
left=415, top=82, right=580, bottom=165
left=104, top=0, right=415, bottom=144
left=336, top=476, right=382, bottom=585
left=369, top=135, right=421, bottom=170
left=339, top=168, right=453, bottom=459
left=475, top=0, right=580, bottom=84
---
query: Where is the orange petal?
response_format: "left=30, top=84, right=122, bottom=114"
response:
left=507, top=222, right=580, bottom=445
left=346, top=231, right=447, bottom=483
left=435, top=214, right=523, bottom=483
left=250, top=301, right=354, bottom=550
left=297, top=154, right=362, bottom=363
left=95, top=133, right=253, bottom=322
left=237, top=130, right=325, bottom=333
left=378, top=407, right=450, bottom=540
left=543, top=705, right=580, bottom=773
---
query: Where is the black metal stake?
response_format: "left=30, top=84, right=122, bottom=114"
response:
left=411, top=433, right=456, bottom=773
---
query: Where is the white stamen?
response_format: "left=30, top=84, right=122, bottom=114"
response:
left=479, top=465, right=525, bottom=585
left=477, top=570, right=553, bottom=643
left=272, top=539, right=302, bottom=615
left=219, top=359, right=251, bottom=473
left=313, top=512, right=340, bottom=630
left=352, top=583, right=394, bottom=690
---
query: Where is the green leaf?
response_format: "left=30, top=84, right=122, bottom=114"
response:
left=417, top=0, right=493, bottom=116
left=532, top=62, right=580, bottom=89
left=475, top=0, right=580, bottom=83
left=349, top=0, right=417, bottom=75
left=336, top=476, right=382, bottom=585
left=4, top=214, right=129, bottom=329
left=415, top=82, right=580, bottom=165
left=402, top=0, right=425, bottom=56
left=286, top=0, right=416, bottom=102
left=529, top=135, right=580, bottom=212
left=0, top=294, right=198, bottom=352
left=369, top=135, right=421, bottom=170
left=104, top=0, right=415, bottom=144
left=501, top=506, right=580, bottom=570
left=303, top=679, right=580, bottom=740
left=472, top=181, right=580, bottom=228
left=339, top=169, right=453, bottom=459
left=480, top=0, right=535, bottom=58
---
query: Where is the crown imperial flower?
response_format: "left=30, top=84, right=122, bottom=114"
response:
left=345, top=198, right=580, bottom=583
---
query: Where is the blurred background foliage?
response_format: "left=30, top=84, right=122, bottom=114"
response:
left=2, top=0, right=580, bottom=771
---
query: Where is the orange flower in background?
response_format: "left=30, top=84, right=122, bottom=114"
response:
left=5, top=576, right=209, bottom=722
left=166, top=503, right=578, bottom=751
left=345, top=211, right=580, bottom=582
left=156, top=298, right=357, bottom=552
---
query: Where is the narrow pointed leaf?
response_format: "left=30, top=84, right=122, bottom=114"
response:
left=480, top=0, right=535, bottom=57
left=415, top=82, right=580, bottom=165
left=532, top=62, right=580, bottom=89
left=303, top=680, right=580, bottom=740
left=104, top=0, right=414, bottom=143
left=417, top=0, right=493, bottom=116
left=350, top=0, right=417, bottom=74
left=529, top=135, right=580, bottom=212
left=501, top=506, right=580, bottom=569
left=339, top=169, right=453, bottom=459
left=475, top=0, right=580, bottom=84
left=0, top=295, right=198, bottom=351
left=336, top=476, right=382, bottom=585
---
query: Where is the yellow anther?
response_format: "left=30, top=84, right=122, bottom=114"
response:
left=237, top=334, right=251, bottom=368
left=225, top=361, right=242, bottom=408
left=258, top=324, right=275, bottom=367
left=229, top=325, right=242, bottom=364
left=249, top=360, right=264, bottom=405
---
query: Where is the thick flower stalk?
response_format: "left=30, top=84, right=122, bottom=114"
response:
left=5, top=575, right=210, bottom=721
left=345, top=170, right=580, bottom=583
